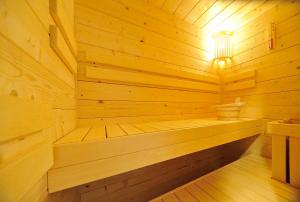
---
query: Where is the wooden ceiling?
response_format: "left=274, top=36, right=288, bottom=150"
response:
left=146, top=0, right=280, bottom=32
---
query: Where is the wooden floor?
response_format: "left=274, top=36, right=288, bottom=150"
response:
left=151, top=155, right=300, bottom=202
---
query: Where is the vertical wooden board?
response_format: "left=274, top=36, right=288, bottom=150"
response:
left=84, top=126, right=106, bottom=142
left=272, top=135, right=287, bottom=183
left=49, top=25, right=77, bottom=74
left=0, top=96, right=53, bottom=143
left=106, top=125, right=127, bottom=138
left=289, top=136, right=300, bottom=188
left=0, top=141, right=53, bottom=202
left=50, top=0, right=77, bottom=55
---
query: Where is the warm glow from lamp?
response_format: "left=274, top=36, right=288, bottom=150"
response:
left=213, top=31, right=233, bottom=65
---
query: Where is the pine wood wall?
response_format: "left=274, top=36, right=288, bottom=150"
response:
left=75, top=0, right=221, bottom=126
left=0, top=0, right=76, bottom=201
left=222, top=1, right=300, bottom=157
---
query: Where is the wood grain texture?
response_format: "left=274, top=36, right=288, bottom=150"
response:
left=48, top=119, right=262, bottom=192
left=75, top=0, right=220, bottom=124
left=0, top=0, right=76, bottom=201
left=152, top=154, right=300, bottom=202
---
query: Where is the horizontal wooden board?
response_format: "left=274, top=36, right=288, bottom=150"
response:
left=0, top=139, right=53, bottom=201
left=85, top=65, right=220, bottom=92
left=77, top=81, right=220, bottom=102
left=0, top=96, right=53, bottom=143
left=77, top=100, right=215, bottom=119
left=224, top=80, right=256, bottom=92
left=223, top=70, right=256, bottom=83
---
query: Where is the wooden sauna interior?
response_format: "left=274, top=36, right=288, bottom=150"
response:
left=1, top=0, right=300, bottom=201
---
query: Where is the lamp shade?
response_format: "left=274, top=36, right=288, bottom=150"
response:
left=214, top=31, right=233, bottom=62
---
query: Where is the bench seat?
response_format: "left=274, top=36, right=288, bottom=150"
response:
left=48, top=118, right=263, bottom=193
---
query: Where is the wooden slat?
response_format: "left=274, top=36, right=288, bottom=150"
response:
left=85, top=65, right=220, bottom=92
left=0, top=139, right=53, bottom=202
left=271, top=135, right=286, bottom=183
left=185, top=0, right=216, bottom=24
left=174, top=188, right=198, bottom=202
left=106, top=125, right=127, bottom=138
left=49, top=25, right=77, bottom=74
left=152, top=155, right=300, bottom=202
left=133, top=123, right=160, bottom=133
left=162, top=0, right=182, bottom=14
left=185, top=184, right=215, bottom=202
left=77, top=81, right=219, bottom=102
left=224, top=80, right=256, bottom=92
left=0, top=96, right=52, bottom=143
left=223, top=70, right=256, bottom=83
left=56, top=128, right=90, bottom=144
left=84, top=126, right=106, bottom=142
left=289, top=137, right=300, bottom=188
left=119, top=124, right=143, bottom=135
left=174, top=0, right=199, bottom=20
left=162, top=193, right=180, bottom=202
left=50, top=0, right=77, bottom=55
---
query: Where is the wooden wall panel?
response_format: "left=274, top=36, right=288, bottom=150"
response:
left=0, top=0, right=76, bottom=201
left=222, top=1, right=300, bottom=157
left=75, top=0, right=220, bottom=124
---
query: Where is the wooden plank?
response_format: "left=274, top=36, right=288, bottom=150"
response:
left=49, top=25, right=77, bottom=74
left=271, top=135, right=286, bottom=183
left=162, top=193, right=180, bottom=202
left=224, top=80, right=256, bottom=92
left=174, top=0, right=199, bottom=20
left=77, top=100, right=214, bottom=119
left=162, top=0, right=182, bottom=14
left=18, top=174, right=48, bottom=202
left=185, top=0, right=216, bottom=24
left=119, top=124, right=143, bottom=135
left=223, top=70, right=256, bottom=83
left=56, top=128, right=90, bottom=144
left=85, top=65, right=220, bottom=92
left=194, top=0, right=233, bottom=28
left=84, top=126, right=106, bottom=142
left=0, top=140, right=53, bottom=202
left=174, top=188, right=198, bottom=202
left=133, top=123, right=160, bottom=133
left=289, top=136, right=300, bottom=188
left=195, top=180, right=235, bottom=201
left=50, top=0, right=77, bottom=55
left=77, top=81, right=219, bottom=102
left=0, top=96, right=52, bottom=143
left=106, top=125, right=127, bottom=138
left=185, top=184, right=216, bottom=202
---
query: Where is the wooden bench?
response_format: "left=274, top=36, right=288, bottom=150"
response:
left=48, top=118, right=263, bottom=193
